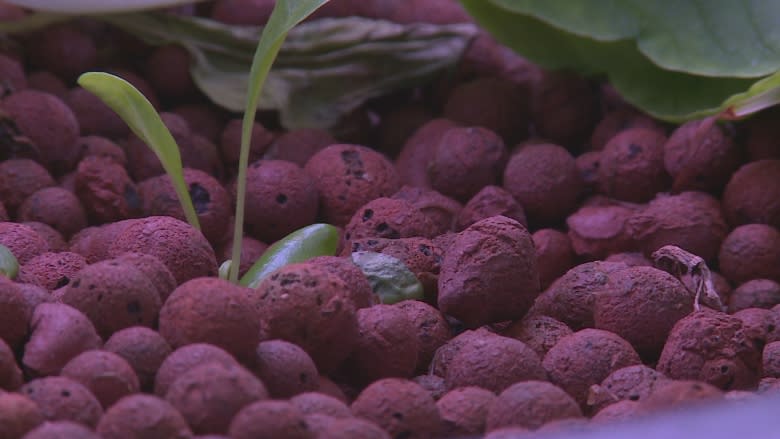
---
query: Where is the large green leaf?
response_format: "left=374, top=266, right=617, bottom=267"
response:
left=77, top=72, right=201, bottom=230
left=460, top=0, right=780, bottom=122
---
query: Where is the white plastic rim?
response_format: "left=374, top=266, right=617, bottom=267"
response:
left=4, top=0, right=204, bottom=14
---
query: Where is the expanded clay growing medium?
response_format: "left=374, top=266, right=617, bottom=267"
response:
left=4, top=2, right=780, bottom=437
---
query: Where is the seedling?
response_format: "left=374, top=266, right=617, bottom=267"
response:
left=0, top=243, right=18, bottom=279
left=79, top=0, right=332, bottom=284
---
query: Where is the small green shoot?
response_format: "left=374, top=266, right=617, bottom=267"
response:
left=0, top=244, right=19, bottom=279
left=350, top=251, right=424, bottom=304
left=227, top=0, right=329, bottom=283
left=241, top=223, right=339, bottom=289
left=77, top=72, right=201, bottom=231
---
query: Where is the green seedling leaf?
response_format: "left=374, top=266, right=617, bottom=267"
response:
left=228, top=0, right=329, bottom=283
left=0, top=244, right=18, bottom=280
left=460, top=0, right=780, bottom=121
left=4, top=0, right=204, bottom=14
left=218, top=260, right=232, bottom=280
left=77, top=72, right=200, bottom=230
left=350, top=251, right=424, bottom=304
left=241, top=223, right=339, bottom=289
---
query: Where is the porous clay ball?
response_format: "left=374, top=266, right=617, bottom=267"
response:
left=627, top=191, right=728, bottom=262
left=240, top=159, right=319, bottom=243
left=396, top=118, right=458, bottom=188
left=263, top=128, right=336, bottom=166
left=139, top=169, right=231, bottom=245
left=566, top=201, right=637, bottom=260
left=428, top=126, right=508, bottom=202
left=0, top=392, right=43, bottom=439
left=598, top=127, right=670, bottom=202
left=305, top=144, right=400, bottom=226
left=23, top=222, right=67, bottom=253
left=502, top=315, right=573, bottom=359
left=65, top=88, right=129, bottom=139
left=593, top=266, right=694, bottom=360
left=15, top=283, right=52, bottom=315
left=486, top=380, right=582, bottom=431
left=455, top=185, right=527, bottom=231
left=2, top=90, right=79, bottom=174
left=144, top=44, right=197, bottom=99
left=23, top=303, right=102, bottom=377
left=18, top=251, right=86, bottom=291
left=351, top=378, right=442, bottom=439
left=316, top=376, right=349, bottom=404
left=251, top=263, right=358, bottom=374
left=391, top=186, right=462, bottom=235
left=254, top=340, right=319, bottom=398
left=228, top=400, right=310, bottom=439
left=0, top=338, right=22, bottom=390
left=575, top=151, right=601, bottom=194
left=733, top=308, right=772, bottom=348
left=443, top=77, right=529, bottom=144
left=113, top=252, right=177, bottom=303
left=503, top=143, right=582, bottom=225
left=605, top=251, right=652, bottom=267
left=762, top=341, right=780, bottom=378
left=413, top=374, right=447, bottom=401
left=60, top=350, right=139, bottom=409
left=96, top=394, right=191, bottom=439
left=0, top=221, right=49, bottom=264
left=729, top=279, right=780, bottom=313
left=664, top=116, right=742, bottom=192
left=438, top=216, right=539, bottom=327
left=71, top=137, right=125, bottom=170
left=586, top=365, right=668, bottom=413
left=23, top=421, right=102, bottom=439
left=27, top=71, right=67, bottom=98
left=483, top=427, right=531, bottom=439
left=656, top=309, right=761, bottom=390
left=75, top=155, right=142, bottom=223
left=0, top=277, right=30, bottom=350
left=159, top=277, right=259, bottom=363
left=319, top=417, right=391, bottom=439
left=531, top=71, right=599, bottom=149
left=343, top=197, right=437, bottom=244
left=430, top=328, right=497, bottom=378
left=69, top=219, right=137, bottom=264
left=306, top=256, right=375, bottom=309
left=104, top=326, right=171, bottom=392
left=172, top=103, right=225, bottom=144
left=219, top=119, right=274, bottom=168
left=289, top=392, right=352, bottom=418
left=26, top=24, right=96, bottom=81
left=107, top=216, right=218, bottom=284
left=445, top=335, right=546, bottom=393
left=590, top=399, right=641, bottom=424
left=533, top=229, right=575, bottom=289
left=164, top=362, right=268, bottom=435
left=59, top=259, right=161, bottom=338
left=0, top=54, right=26, bottom=93
left=436, top=386, right=496, bottom=437
left=531, top=261, right=628, bottom=330
left=718, top=224, right=780, bottom=285
left=543, top=328, right=641, bottom=408
left=21, top=376, right=103, bottom=427
left=638, top=380, right=723, bottom=413
left=0, top=159, right=55, bottom=214
left=154, top=343, right=237, bottom=397
left=722, top=160, right=780, bottom=228
left=395, top=300, right=452, bottom=373
left=590, top=108, right=664, bottom=151
left=17, top=187, right=87, bottom=238
left=344, top=304, right=419, bottom=385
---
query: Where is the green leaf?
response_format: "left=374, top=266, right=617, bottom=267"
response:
left=0, top=244, right=18, bottom=279
left=77, top=72, right=200, bottom=230
left=99, top=12, right=477, bottom=129
left=227, top=0, right=328, bottom=283
left=4, top=0, right=204, bottom=14
left=350, top=251, right=424, bottom=304
left=460, top=0, right=780, bottom=122
left=240, top=224, right=339, bottom=289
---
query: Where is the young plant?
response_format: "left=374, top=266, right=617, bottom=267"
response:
left=0, top=244, right=18, bottom=279
left=78, top=0, right=333, bottom=284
